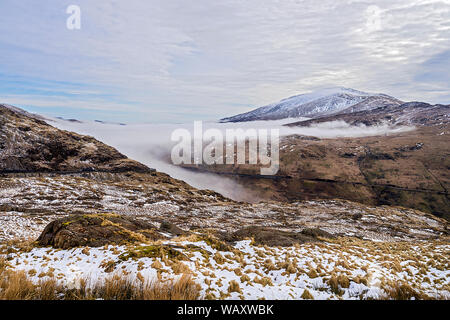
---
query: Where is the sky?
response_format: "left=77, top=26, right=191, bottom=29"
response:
left=0, top=0, right=449, bottom=123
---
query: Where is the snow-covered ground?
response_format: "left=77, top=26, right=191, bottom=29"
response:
left=3, top=238, right=449, bottom=300
left=0, top=175, right=446, bottom=243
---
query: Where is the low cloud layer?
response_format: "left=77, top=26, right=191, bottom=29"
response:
left=51, top=118, right=415, bottom=200
left=281, top=120, right=415, bottom=138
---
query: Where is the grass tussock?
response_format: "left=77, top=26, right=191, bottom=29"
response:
left=328, top=274, right=350, bottom=296
left=171, top=261, right=192, bottom=275
left=383, top=281, right=430, bottom=300
left=228, top=280, right=242, bottom=294
left=301, top=289, right=314, bottom=300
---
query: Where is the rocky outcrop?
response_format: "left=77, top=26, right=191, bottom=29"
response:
left=37, top=214, right=166, bottom=249
left=223, top=226, right=334, bottom=246
left=159, top=221, right=188, bottom=236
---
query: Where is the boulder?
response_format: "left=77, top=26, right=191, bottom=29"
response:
left=159, top=221, right=188, bottom=236
left=225, top=226, right=333, bottom=247
left=37, top=214, right=164, bottom=249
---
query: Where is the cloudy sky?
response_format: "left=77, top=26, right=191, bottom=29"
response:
left=0, top=0, right=449, bottom=122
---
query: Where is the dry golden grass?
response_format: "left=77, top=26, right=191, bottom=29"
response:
left=204, top=291, right=217, bottom=300
left=253, top=276, right=273, bottom=287
left=0, top=239, right=37, bottom=255
left=240, top=275, right=250, bottom=283
left=0, top=259, right=200, bottom=300
left=233, top=268, right=242, bottom=276
left=307, top=268, right=318, bottom=278
left=382, top=280, right=430, bottom=300
left=0, top=269, right=36, bottom=300
left=151, top=259, right=163, bottom=269
left=171, top=261, right=192, bottom=275
left=328, top=274, right=350, bottom=296
left=263, top=259, right=277, bottom=272
left=301, top=289, right=314, bottom=300
left=213, top=252, right=226, bottom=264
left=228, top=280, right=242, bottom=294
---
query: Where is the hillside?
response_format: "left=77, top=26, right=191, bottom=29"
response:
left=0, top=104, right=150, bottom=173
left=286, top=102, right=450, bottom=127
left=1, top=170, right=448, bottom=300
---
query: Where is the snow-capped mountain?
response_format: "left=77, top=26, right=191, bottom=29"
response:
left=221, top=87, right=403, bottom=122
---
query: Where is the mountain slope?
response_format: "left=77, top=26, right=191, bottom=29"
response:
left=286, top=101, right=450, bottom=127
left=221, top=87, right=402, bottom=122
left=0, top=104, right=151, bottom=173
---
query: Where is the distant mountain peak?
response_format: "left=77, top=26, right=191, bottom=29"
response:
left=221, top=87, right=402, bottom=122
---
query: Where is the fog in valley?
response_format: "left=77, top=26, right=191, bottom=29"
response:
left=50, top=118, right=414, bottom=201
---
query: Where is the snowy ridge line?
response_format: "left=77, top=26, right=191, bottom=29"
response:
left=221, top=87, right=403, bottom=122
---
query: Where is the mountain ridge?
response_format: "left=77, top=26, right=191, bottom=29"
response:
left=221, top=87, right=403, bottom=122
